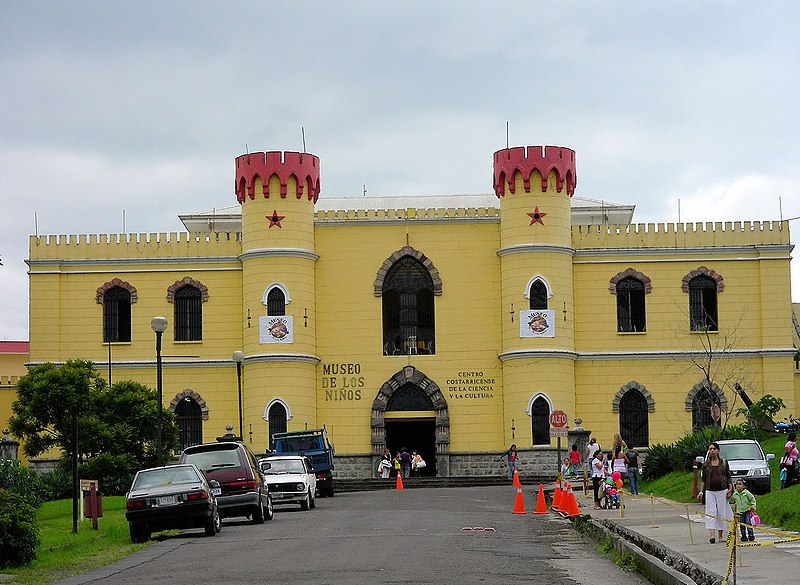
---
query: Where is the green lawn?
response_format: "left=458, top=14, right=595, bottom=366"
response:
left=3, top=496, right=152, bottom=585
left=639, top=434, right=800, bottom=533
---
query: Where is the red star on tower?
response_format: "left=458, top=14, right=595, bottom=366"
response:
left=267, top=210, right=285, bottom=228
left=527, top=207, right=547, bottom=225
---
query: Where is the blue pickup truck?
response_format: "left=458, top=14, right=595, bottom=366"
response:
left=271, top=427, right=336, bottom=497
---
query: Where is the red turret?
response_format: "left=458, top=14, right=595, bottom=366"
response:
left=493, top=146, right=576, bottom=197
left=235, top=151, right=321, bottom=203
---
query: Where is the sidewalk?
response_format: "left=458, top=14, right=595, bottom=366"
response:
left=570, top=486, right=800, bottom=585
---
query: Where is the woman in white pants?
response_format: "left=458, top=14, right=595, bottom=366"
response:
left=696, top=442, right=734, bottom=544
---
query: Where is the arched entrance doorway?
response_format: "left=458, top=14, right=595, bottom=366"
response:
left=371, top=366, right=450, bottom=476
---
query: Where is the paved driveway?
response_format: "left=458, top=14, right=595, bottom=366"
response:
left=53, top=485, right=650, bottom=584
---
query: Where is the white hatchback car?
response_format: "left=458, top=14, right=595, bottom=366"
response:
left=259, top=455, right=317, bottom=510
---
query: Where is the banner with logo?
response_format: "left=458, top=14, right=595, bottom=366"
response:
left=519, top=310, right=556, bottom=338
left=259, top=316, right=293, bottom=344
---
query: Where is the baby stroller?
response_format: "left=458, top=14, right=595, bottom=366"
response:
left=601, top=478, right=621, bottom=509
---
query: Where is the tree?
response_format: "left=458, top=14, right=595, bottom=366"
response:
left=9, top=361, right=178, bottom=486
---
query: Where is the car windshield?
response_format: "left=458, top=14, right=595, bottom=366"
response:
left=261, top=459, right=306, bottom=474
left=183, top=449, right=241, bottom=471
left=718, top=443, right=763, bottom=461
left=133, top=467, right=200, bottom=489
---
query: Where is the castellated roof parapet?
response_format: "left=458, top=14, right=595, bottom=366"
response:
left=572, top=220, right=790, bottom=249
left=313, top=206, right=499, bottom=222
left=28, top=231, right=242, bottom=261
left=493, top=145, right=576, bottom=197
left=235, top=151, right=320, bottom=204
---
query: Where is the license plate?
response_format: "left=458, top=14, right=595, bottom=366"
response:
left=211, top=487, right=221, bottom=496
left=156, top=496, right=177, bottom=506
left=272, top=493, right=285, bottom=499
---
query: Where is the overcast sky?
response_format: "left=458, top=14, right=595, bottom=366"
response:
left=1, top=2, right=799, bottom=341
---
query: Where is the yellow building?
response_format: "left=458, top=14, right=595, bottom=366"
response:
left=0, top=341, right=28, bottom=462
left=23, top=144, right=799, bottom=477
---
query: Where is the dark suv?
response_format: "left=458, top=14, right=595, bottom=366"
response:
left=178, top=441, right=273, bottom=523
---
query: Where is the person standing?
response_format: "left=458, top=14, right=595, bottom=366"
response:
left=612, top=447, right=628, bottom=481
left=568, top=443, right=580, bottom=476
left=398, top=447, right=412, bottom=478
left=591, top=451, right=606, bottom=509
left=781, top=432, right=798, bottom=488
left=585, top=438, right=600, bottom=474
left=411, top=450, right=425, bottom=478
left=502, top=444, right=519, bottom=480
left=625, top=446, right=642, bottom=495
left=377, top=454, right=392, bottom=479
left=697, top=441, right=734, bottom=544
left=730, top=479, right=757, bottom=541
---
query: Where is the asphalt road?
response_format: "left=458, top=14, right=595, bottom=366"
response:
left=53, top=485, right=651, bottom=585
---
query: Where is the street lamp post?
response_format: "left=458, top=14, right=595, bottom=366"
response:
left=232, top=351, right=244, bottom=440
left=151, top=316, right=168, bottom=462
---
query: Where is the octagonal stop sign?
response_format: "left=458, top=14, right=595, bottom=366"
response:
left=549, top=410, right=568, bottom=428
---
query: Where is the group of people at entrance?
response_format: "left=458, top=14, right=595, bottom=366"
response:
left=377, top=447, right=426, bottom=478
left=587, top=434, right=643, bottom=509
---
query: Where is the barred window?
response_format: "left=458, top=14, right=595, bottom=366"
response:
left=616, top=277, right=646, bottom=332
left=175, top=397, right=203, bottom=451
left=268, top=402, right=288, bottom=451
left=529, top=280, right=548, bottom=310
left=103, top=286, right=131, bottom=342
left=689, top=275, right=718, bottom=331
left=619, top=389, right=649, bottom=447
left=174, top=285, right=202, bottom=341
left=692, top=386, right=721, bottom=431
left=382, top=257, right=435, bottom=355
left=267, top=288, right=286, bottom=316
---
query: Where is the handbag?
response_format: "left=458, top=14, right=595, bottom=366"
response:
left=417, top=458, right=427, bottom=469
left=749, top=511, right=761, bottom=526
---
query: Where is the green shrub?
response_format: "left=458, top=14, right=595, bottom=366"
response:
left=78, top=453, right=139, bottom=495
left=0, top=460, right=46, bottom=508
left=641, top=443, right=672, bottom=480
left=38, top=465, right=73, bottom=502
left=0, top=488, right=40, bottom=568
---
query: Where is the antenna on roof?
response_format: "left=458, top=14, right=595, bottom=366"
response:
left=363, top=184, right=367, bottom=197
left=245, top=143, right=249, bottom=154
left=122, top=210, right=126, bottom=234
left=677, top=198, right=681, bottom=224
left=506, top=121, right=509, bottom=149
left=779, top=195, right=783, bottom=221
left=301, top=126, right=306, bottom=153
left=34, top=211, right=38, bottom=237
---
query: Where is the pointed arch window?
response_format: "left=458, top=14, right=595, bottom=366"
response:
left=268, top=402, right=288, bottom=450
left=382, top=256, right=436, bottom=355
left=103, top=286, right=132, bottom=342
left=174, top=285, right=203, bottom=341
left=619, top=389, right=649, bottom=447
left=175, top=397, right=203, bottom=451
left=529, top=280, right=548, bottom=310
left=267, top=288, right=286, bottom=316
left=531, top=397, right=550, bottom=445
left=691, top=385, right=721, bottom=431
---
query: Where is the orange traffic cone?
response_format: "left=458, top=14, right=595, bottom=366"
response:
left=512, top=468, right=522, bottom=488
left=395, top=473, right=404, bottom=490
left=534, top=483, right=548, bottom=514
left=551, top=485, right=562, bottom=511
left=564, top=484, right=581, bottom=517
left=512, top=486, right=526, bottom=514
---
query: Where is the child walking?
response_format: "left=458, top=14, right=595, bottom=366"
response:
left=730, top=479, right=757, bottom=541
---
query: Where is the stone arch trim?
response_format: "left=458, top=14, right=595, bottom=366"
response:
left=95, top=278, right=138, bottom=304
left=263, top=397, right=293, bottom=421
left=681, top=266, right=724, bottom=293
left=373, top=246, right=443, bottom=297
left=612, top=381, right=655, bottom=413
left=685, top=380, right=728, bottom=411
left=525, top=392, right=553, bottom=416
left=168, top=388, right=209, bottom=420
left=370, top=366, right=449, bottom=455
left=609, top=268, right=652, bottom=295
left=166, top=277, right=209, bottom=304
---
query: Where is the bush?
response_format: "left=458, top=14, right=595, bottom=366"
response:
left=38, top=465, right=73, bottom=502
left=0, top=460, right=46, bottom=508
left=0, top=488, right=40, bottom=568
left=79, top=453, right=139, bottom=495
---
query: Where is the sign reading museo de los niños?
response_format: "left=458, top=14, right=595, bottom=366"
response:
left=519, top=309, right=556, bottom=338
left=259, top=316, right=293, bottom=343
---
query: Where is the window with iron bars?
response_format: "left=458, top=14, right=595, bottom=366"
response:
left=382, top=257, right=435, bottom=355
left=616, top=277, right=646, bottom=332
left=174, top=285, right=202, bottom=341
left=103, top=286, right=131, bottom=342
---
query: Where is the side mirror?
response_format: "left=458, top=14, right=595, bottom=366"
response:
left=766, top=453, right=775, bottom=461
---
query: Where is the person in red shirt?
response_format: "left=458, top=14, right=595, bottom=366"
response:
left=568, top=444, right=580, bottom=476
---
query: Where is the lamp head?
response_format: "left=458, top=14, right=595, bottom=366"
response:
left=232, top=350, right=245, bottom=363
left=150, top=316, right=168, bottom=333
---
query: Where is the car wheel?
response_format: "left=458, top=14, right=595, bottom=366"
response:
left=264, top=495, right=274, bottom=521
left=129, top=523, right=150, bottom=544
left=252, top=498, right=265, bottom=524
left=205, top=507, right=221, bottom=536
left=300, top=490, right=310, bottom=511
